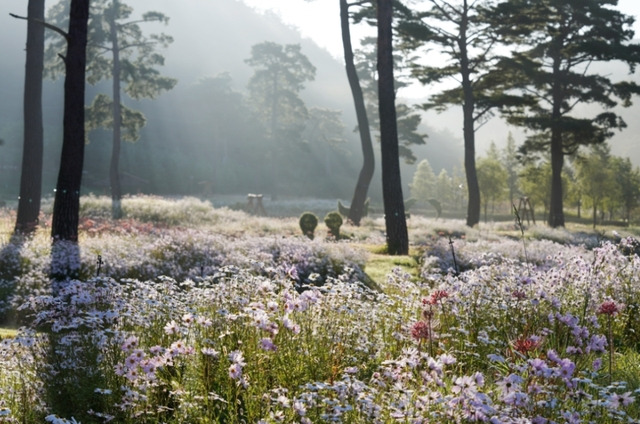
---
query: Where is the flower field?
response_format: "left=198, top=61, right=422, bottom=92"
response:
left=1, top=196, right=640, bottom=423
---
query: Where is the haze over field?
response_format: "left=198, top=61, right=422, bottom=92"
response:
left=1, top=0, right=639, bottom=203
left=2, top=3, right=640, bottom=420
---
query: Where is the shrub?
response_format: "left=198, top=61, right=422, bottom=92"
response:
left=324, top=211, right=343, bottom=239
left=298, top=212, right=318, bottom=240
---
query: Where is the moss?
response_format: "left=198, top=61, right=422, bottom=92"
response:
left=324, top=211, right=343, bottom=239
left=299, top=212, right=319, bottom=239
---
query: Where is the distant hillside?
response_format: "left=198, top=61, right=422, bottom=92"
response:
left=14, top=1, right=638, bottom=200
left=0, top=0, right=466, bottom=201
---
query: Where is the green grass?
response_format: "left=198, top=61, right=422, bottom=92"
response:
left=359, top=244, right=421, bottom=288
left=0, top=328, right=17, bottom=339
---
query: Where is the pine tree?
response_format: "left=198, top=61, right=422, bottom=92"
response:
left=378, top=0, right=408, bottom=255
left=492, top=0, right=640, bottom=227
left=50, top=0, right=89, bottom=254
left=46, top=0, right=176, bottom=219
left=13, top=0, right=46, bottom=235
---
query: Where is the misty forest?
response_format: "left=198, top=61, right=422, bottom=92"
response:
left=2, top=0, right=640, bottom=422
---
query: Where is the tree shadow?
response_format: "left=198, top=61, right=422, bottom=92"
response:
left=0, top=233, right=83, bottom=326
left=0, top=232, right=28, bottom=326
left=45, top=240, right=110, bottom=421
left=50, top=238, right=82, bottom=294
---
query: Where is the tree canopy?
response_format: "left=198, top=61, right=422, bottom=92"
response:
left=46, top=0, right=176, bottom=219
left=246, top=42, right=316, bottom=140
left=491, top=0, right=640, bottom=227
left=397, top=0, right=507, bottom=227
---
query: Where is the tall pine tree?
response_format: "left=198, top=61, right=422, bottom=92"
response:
left=46, top=0, right=176, bottom=219
left=378, top=0, right=408, bottom=255
left=492, top=0, right=640, bottom=227
left=397, top=0, right=521, bottom=227
left=14, top=0, right=46, bottom=235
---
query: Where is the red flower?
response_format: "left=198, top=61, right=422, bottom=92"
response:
left=512, top=290, right=526, bottom=300
left=513, top=336, right=540, bottom=355
left=598, top=300, right=622, bottom=316
left=411, top=321, right=432, bottom=341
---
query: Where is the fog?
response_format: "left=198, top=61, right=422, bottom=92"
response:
left=1, top=0, right=638, bottom=204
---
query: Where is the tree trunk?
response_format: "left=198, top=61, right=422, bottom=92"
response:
left=577, top=198, right=581, bottom=218
left=109, top=2, right=123, bottom=219
left=548, top=53, right=565, bottom=228
left=270, top=73, right=279, bottom=199
left=377, top=0, right=408, bottom=255
left=464, top=129, right=480, bottom=227
left=51, top=0, right=90, bottom=244
left=548, top=132, right=565, bottom=228
left=341, top=0, right=374, bottom=226
left=592, top=204, right=597, bottom=229
left=459, top=0, right=480, bottom=227
left=15, top=0, right=45, bottom=235
left=484, top=201, right=488, bottom=223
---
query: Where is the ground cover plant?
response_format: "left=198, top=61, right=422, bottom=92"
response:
left=0, top=195, right=640, bottom=423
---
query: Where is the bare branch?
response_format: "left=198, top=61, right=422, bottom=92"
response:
left=473, top=105, right=494, bottom=129
left=564, top=60, right=594, bottom=113
left=347, top=0, right=371, bottom=7
left=430, top=25, right=457, bottom=41
left=121, top=18, right=165, bottom=27
left=120, top=41, right=158, bottom=51
left=87, top=43, right=113, bottom=53
left=9, top=12, right=69, bottom=41
left=429, top=0, right=460, bottom=24
left=474, top=116, right=492, bottom=131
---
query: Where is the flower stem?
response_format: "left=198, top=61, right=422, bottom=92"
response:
left=608, top=316, right=613, bottom=385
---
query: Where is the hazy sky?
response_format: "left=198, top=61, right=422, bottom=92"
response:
left=241, top=0, right=369, bottom=59
left=241, top=0, right=640, bottom=164
left=242, top=0, right=640, bottom=59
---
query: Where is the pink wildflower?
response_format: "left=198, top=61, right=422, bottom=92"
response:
left=181, top=313, right=195, bottom=326
left=608, top=391, right=635, bottom=409
left=423, top=290, right=449, bottom=306
left=169, top=340, right=187, bottom=356
left=121, top=336, right=138, bottom=352
left=163, top=320, right=180, bottom=335
left=228, top=363, right=242, bottom=380
left=451, top=375, right=476, bottom=395
left=282, top=316, right=301, bottom=334
left=259, top=337, right=277, bottom=352
left=196, top=316, right=212, bottom=327
left=201, top=347, right=220, bottom=357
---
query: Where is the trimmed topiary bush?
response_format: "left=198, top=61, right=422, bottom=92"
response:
left=324, top=211, right=343, bottom=239
left=299, top=212, right=319, bottom=239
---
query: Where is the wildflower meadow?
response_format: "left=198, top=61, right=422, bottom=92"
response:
left=1, top=195, right=639, bottom=423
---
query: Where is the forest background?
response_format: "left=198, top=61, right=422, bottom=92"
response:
left=1, top=0, right=639, bottom=216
